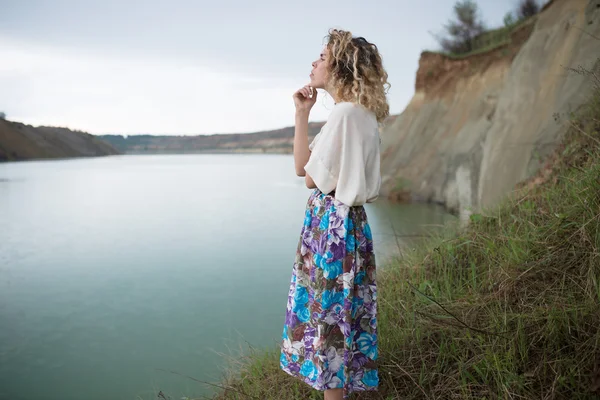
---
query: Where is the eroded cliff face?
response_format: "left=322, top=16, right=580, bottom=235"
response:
left=380, top=0, right=600, bottom=217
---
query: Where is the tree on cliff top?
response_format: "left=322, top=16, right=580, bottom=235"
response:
left=517, top=0, right=540, bottom=20
left=0, top=112, right=5, bottom=120
left=434, top=0, right=486, bottom=55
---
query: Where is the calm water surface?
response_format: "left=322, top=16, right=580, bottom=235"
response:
left=0, top=155, right=455, bottom=400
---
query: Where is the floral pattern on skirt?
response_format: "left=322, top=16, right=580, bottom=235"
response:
left=280, top=189, right=378, bottom=396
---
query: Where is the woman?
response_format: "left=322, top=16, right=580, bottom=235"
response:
left=280, top=29, right=390, bottom=400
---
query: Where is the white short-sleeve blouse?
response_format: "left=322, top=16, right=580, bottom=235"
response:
left=304, top=102, right=381, bottom=206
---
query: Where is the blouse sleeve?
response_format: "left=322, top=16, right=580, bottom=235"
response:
left=308, top=128, right=322, bottom=151
left=303, top=103, right=373, bottom=205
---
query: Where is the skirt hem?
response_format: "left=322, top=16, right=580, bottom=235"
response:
left=280, top=363, right=379, bottom=394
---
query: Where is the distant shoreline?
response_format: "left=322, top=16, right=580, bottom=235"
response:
left=120, top=148, right=295, bottom=155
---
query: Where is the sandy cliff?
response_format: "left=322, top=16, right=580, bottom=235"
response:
left=380, top=0, right=600, bottom=216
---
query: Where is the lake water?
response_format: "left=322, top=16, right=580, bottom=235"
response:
left=0, top=155, right=455, bottom=400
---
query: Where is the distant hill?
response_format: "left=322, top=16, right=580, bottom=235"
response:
left=0, top=113, right=398, bottom=161
left=98, top=122, right=328, bottom=154
left=99, top=114, right=399, bottom=155
left=0, top=119, right=119, bottom=162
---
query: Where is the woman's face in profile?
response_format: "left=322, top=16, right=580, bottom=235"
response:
left=309, top=46, right=329, bottom=89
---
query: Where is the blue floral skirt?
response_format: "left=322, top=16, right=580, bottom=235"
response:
left=280, top=189, right=378, bottom=397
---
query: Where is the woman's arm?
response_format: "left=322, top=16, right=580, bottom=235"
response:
left=294, top=112, right=317, bottom=188
left=294, top=110, right=311, bottom=177
left=292, top=85, right=317, bottom=177
left=305, top=174, right=316, bottom=188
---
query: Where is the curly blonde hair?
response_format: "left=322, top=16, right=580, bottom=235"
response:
left=325, top=29, right=391, bottom=123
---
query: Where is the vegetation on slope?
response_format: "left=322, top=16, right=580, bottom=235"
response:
left=431, top=0, right=546, bottom=59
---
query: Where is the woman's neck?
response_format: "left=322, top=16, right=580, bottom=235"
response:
left=323, top=85, right=342, bottom=104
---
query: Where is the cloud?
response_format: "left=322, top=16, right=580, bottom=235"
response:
left=0, top=37, right=334, bottom=135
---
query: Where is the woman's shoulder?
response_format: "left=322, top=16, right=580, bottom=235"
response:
left=321, top=102, right=379, bottom=147
left=330, top=102, right=376, bottom=122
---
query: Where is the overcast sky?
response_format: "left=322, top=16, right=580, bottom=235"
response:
left=0, top=0, right=519, bottom=135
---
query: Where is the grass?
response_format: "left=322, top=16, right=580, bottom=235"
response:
left=431, top=16, right=537, bottom=60
left=394, top=177, right=412, bottom=192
